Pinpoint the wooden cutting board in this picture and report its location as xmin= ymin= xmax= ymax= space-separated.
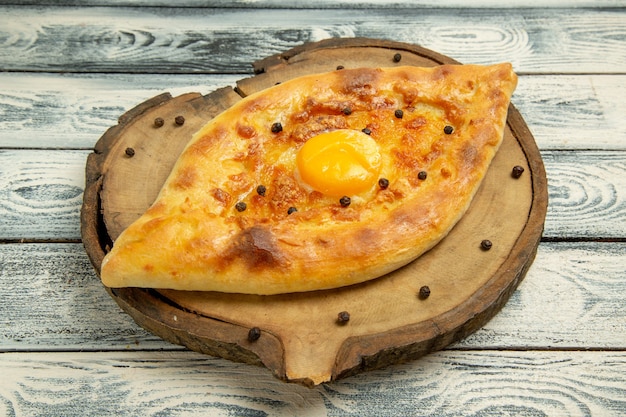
xmin=81 ymin=38 xmax=548 ymax=386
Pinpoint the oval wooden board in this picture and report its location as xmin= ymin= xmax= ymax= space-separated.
xmin=81 ymin=38 xmax=548 ymax=387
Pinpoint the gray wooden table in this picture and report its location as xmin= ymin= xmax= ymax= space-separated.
xmin=1 ymin=1 xmax=625 ymax=415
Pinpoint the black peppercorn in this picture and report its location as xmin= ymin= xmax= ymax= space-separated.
xmin=418 ymin=171 xmax=427 ymax=180
xmin=378 ymin=178 xmax=390 ymax=189
xmin=444 ymin=125 xmax=454 ymax=134
xmin=339 ymin=196 xmax=351 ymax=207
xmin=287 ymin=206 xmax=298 ymax=215
xmin=337 ymin=311 xmax=350 ymax=324
xmin=256 ymin=185 xmax=267 ymax=196
xmin=271 ymin=122 xmax=283 ymax=133
xmin=362 ymin=127 xmax=371 ymax=135
xmin=235 ymin=202 xmax=247 ymax=212
xmin=154 ymin=117 xmax=164 ymax=128
xmin=481 ymin=239 xmax=493 ymax=251
xmin=394 ymin=109 xmax=404 ymax=119
xmin=393 ymin=53 xmax=402 ymax=63
xmin=125 ymin=147 xmax=135 ymax=157
xmin=247 ymin=327 xmax=261 ymax=342
xmin=511 ymin=165 xmax=525 ymax=179
xmin=418 ymin=286 xmax=431 ymax=300
xmin=342 ymin=107 xmax=352 ymax=115
xmin=175 ymin=115 xmax=185 ymax=126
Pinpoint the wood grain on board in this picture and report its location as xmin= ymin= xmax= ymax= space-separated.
xmin=79 ymin=39 xmax=547 ymax=385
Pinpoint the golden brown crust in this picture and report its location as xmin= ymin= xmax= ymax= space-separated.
xmin=101 ymin=64 xmax=518 ymax=294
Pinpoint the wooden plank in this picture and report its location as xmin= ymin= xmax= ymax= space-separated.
xmin=0 ymin=150 xmax=86 ymax=241
xmin=515 ymin=75 xmax=626 ymax=150
xmin=1 ymin=242 xmax=624 ymax=351
xmin=2 ymin=73 xmax=626 ymax=151
xmin=0 ymin=350 xmax=624 ymax=416
xmin=2 ymin=149 xmax=625 ymax=240
xmin=0 ymin=243 xmax=167 ymax=350
xmin=1 ymin=7 xmax=626 ymax=74
xmin=455 ymin=241 xmax=626 ymax=349
xmin=5 ymin=0 xmax=625 ymax=8
xmin=0 ymin=73 xmax=240 ymax=149
xmin=543 ymin=151 xmax=626 ymax=240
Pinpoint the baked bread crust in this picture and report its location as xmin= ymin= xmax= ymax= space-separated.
xmin=101 ymin=64 xmax=518 ymax=294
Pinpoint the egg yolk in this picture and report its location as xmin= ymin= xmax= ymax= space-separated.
xmin=296 ymin=129 xmax=382 ymax=197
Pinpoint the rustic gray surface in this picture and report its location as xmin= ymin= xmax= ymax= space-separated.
xmin=1 ymin=1 xmax=625 ymax=415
